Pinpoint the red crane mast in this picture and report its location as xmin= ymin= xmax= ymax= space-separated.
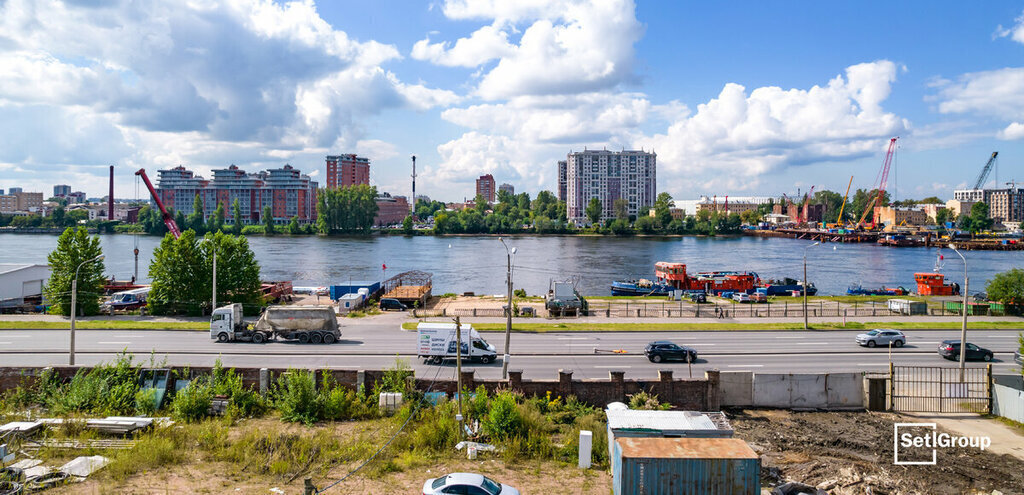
xmin=856 ymin=137 xmax=898 ymax=229
xmin=135 ymin=168 xmax=182 ymax=238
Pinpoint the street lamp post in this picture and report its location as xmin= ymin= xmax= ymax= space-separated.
xmin=70 ymin=254 xmax=104 ymax=366
xmin=948 ymin=244 xmax=969 ymax=381
xmin=201 ymin=237 xmax=218 ymax=311
xmin=499 ymin=237 xmax=517 ymax=380
xmin=803 ymin=241 xmax=820 ymax=330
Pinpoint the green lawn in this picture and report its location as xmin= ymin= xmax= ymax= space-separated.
xmin=401 ymin=321 xmax=1024 ymax=332
xmin=0 ymin=320 xmax=207 ymax=330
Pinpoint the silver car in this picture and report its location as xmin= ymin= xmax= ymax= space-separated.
xmin=423 ymin=473 xmax=520 ymax=495
xmin=856 ymin=329 xmax=906 ymax=348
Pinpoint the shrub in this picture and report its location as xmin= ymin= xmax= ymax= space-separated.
xmin=172 ymin=379 xmax=213 ymax=422
xmin=275 ymin=370 xmax=321 ymax=425
xmin=627 ymin=390 xmax=669 ymax=410
xmin=483 ymin=390 xmax=523 ymax=440
xmin=209 ymin=360 xmax=266 ymax=418
xmin=134 ymin=389 xmax=158 ymax=416
xmin=410 ymin=399 xmax=460 ymax=452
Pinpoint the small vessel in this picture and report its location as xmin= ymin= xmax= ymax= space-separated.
xmin=609 ymin=279 xmax=675 ymax=296
xmin=760 ymin=277 xmax=818 ymax=296
xmin=847 ymin=285 xmax=908 ymax=296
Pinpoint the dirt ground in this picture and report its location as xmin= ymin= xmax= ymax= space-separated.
xmin=729 ymin=409 xmax=1024 ymax=495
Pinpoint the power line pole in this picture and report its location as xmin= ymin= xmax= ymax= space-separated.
xmin=455 ymin=316 xmax=464 ymax=439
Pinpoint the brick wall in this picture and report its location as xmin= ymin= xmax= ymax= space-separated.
xmin=0 ymin=366 xmax=721 ymax=410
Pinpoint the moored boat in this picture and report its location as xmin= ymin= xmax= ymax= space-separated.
xmin=609 ymin=279 xmax=675 ymax=296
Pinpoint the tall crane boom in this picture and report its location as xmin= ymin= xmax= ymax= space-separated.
xmin=972 ymin=152 xmax=998 ymax=189
xmin=836 ymin=176 xmax=853 ymax=225
xmin=135 ymin=168 xmax=182 ymax=239
xmin=856 ymin=137 xmax=898 ymax=228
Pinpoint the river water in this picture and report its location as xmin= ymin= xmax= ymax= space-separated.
xmin=1 ymin=233 xmax=1020 ymax=296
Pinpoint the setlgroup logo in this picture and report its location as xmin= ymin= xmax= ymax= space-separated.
xmin=893 ymin=423 xmax=992 ymax=465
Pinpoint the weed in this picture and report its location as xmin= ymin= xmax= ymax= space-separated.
xmin=172 ymin=379 xmax=213 ymax=422
xmin=274 ymin=370 xmax=320 ymax=425
xmin=628 ymin=390 xmax=669 ymax=410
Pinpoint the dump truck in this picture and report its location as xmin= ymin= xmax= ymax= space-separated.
xmin=210 ymin=303 xmax=340 ymax=344
xmin=417 ymin=322 xmax=497 ymax=364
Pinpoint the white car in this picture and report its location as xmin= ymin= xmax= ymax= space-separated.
xmin=732 ymin=292 xmax=751 ymax=303
xmin=855 ymin=329 xmax=906 ymax=348
xmin=423 ymin=473 xmax=520 ymax=495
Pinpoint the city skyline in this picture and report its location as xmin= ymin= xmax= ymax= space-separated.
xmin=2 ymin=1 xmax=1024 ymax=202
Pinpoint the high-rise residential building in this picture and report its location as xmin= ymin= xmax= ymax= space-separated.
xmin=154 ymin=164 xmax=318 ymax=224
xmin=557 ymin=160 xmax=567 ymax=202
xmin=953 ymin=187 xmax=1024 ymax=222
xmin=8 ymin=187 xmax=22 ymax=194
xmin=0 ymin=195 xmax=16 ymax=213
xmin=54 ymin=185 xmax=71 ymax=197
xmin=15 ymin=192 xmax=43 ymax=211
xmin=67 ymin=191 xmax=87 ymax=204
xmin=0 ymin=189 xmax=4 ymax=196
xmin=325 ymin=154 xmax=370 ymax=188
xmin=476 ymin=174 xmax=496 ymax=202
xmin=499 ymin=183 xmax=514 ymax=197
xmin=565 ymin=149 xmax=656 ymax=225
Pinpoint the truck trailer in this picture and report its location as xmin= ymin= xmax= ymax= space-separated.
xmin=416 ymin=322 xmax=497 ymax=364
xmin=211 ymin=304 xmax=340 ymax=344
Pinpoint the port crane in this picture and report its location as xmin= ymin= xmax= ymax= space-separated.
xmin=135 ymin=168 xmax=182 ymax=238
xmin=834 ymin=176 xmax=853 ymax=227
xmin=972 ymin=152 xmax=998 ymax=189
xmin=856 ymin=137 xmax=898 ymax=229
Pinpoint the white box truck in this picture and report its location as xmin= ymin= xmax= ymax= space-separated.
xmin=211 ymin=303 xmax=341 ymax=344
xmin=417 ymin=322 xmax=497 ymax=364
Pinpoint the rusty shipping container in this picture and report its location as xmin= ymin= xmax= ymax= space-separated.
xmin=612 ymin=437 xmax=759 ymax=495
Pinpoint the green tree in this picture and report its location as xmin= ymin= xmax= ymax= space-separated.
xmin=496 ymin=189 xmax=513 ymax=205
xmin=43 ymin=227 xmax=106 ymax=316
xmin=986 ymin=268 xmax=1024 ymax=306
xmin=919 ymin=196 xmax=943 ymax=204
xmin=812 ymin=189 xmax=845 ymax=224
xmin=653 ymin=192 xmax=673 ymax=228
xmin=263 ymin=205 xmax=275 ymax=235
xmin=315 ymin=184 xmax=379 ymax=235
xmin=174 ymin=210 xmax=187 ymax=233
xmin=187 ymin=194 xmax=206 ymax=234
xmin=934 ymin=208 xmax=952 ymax=228
xmin=287 ymin=216 xmax=301 ymax=235
xmin=610 ymin=218 xmax=632 ymax=235
xmin=634 ymin=216 xmax=657 ymax=234
xmin=516 ymin=192 xmax=531 ymax=211
xmin=740 ymin=209 xmax=761 ymax=225
xmin=474 ymin=194 xmax=489 ymax=214
xmin=965 ymin=202 xmax=993 ymax=234
xmin=402 ymin=215 xmax=414 ymax=234
xmin=231 ymin=199 xmax=243 ymax=235
xmin=51 ymin=206 xmax=66 ymax=227
xmin=210 ymin=201 xmax=226 ymax=232
xmin=613 ymin=198 xmax=629 ymax=222
xmin=585 ymin=197 xmax=602 ymax=226
xmin=148 ymin=230 xmax=261 ymax=315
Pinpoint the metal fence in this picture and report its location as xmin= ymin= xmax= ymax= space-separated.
xmin=890 ymin=364 xmax=992 ymax=413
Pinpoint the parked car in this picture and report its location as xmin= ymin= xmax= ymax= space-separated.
xmin=938 ymin=340 xmax=994 ymax=362
xmin=855 ymin=329 xmax=906 ymax=348
xmin=423 ymin=473 xmax=519 ymax=495
xmin=687 ymin=291 xmax=707 ymax=303
xmin=732 ymin=292 xmax=751 ymax=303
xmin=644 ymin=341 xmax=697 ymax=363
xmin=749 ymin=292 xmax=767 ymax=303
xmin=379 ymin=298 xmax=408 ymax=311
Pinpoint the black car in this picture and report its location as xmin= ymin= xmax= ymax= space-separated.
xmin=687 ymin=292 xmax=707 ymax=303
xmin=644 ymin=341 xmax=697 ymax=363
xmin=937 ymin=340 xmax=994 ymax=362
xmin=379 ymin=298 xmax=408 ymax=311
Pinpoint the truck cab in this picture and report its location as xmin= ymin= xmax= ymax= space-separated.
xmin=211 ymin=303 xmax=246 ymax=342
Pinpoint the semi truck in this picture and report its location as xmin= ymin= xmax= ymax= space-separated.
xmin=210 ymin=304 xmax=340 ymax=344
xmin=417 ymin=322 xmax=497 ymax=364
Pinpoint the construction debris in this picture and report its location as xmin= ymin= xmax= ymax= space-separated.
xmin=60 ymin=456 xmax=109 ymax=477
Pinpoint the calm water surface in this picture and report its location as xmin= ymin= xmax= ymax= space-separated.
xmin=1 ymin=234 xmax=1020 ymax=296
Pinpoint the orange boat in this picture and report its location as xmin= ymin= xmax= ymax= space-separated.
xmin=654 ymin=262 xmax=760 ymax=294
xmin=915 ymin=272 xmax=959 ymax=296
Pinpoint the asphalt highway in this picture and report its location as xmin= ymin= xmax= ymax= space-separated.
xmin=1 ymin=319 xmax=1020 ymax=378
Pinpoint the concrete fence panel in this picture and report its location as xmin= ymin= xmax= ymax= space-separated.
xmin=826 ymin=373 xmax=864 ymax=409
xmin=993 ymin=375 xmax=1024 ymax=424
xmin=752 ymin=373 xmax=791 ymax=408
xmin=789 ymin=374 xmax=828 ymax=408
xmin=719 ymin=371 xmax=753 ymax=407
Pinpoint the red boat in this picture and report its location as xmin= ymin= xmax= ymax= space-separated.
xmin=655 ymin=262 xmax=760 ymax=294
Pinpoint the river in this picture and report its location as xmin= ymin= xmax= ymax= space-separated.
xmin=1 ymin=233 xmax=1020 ymax=296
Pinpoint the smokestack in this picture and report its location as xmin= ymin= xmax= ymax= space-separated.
xmin=411 ymin=155 xmax=417 ymax=215
xmin=109 ymin=165 xmax=114 ymax=221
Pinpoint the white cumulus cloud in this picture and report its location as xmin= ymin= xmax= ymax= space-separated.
xmin=998 ymin=122 xmax=1024 ymax=140
xmin=995 ymin=10 xmax=1024 ymax=44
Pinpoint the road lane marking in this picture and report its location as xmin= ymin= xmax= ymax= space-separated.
xmin=857 ymin=363 xmax=889 ymax=366
xmin=0 ymin=342 xmax=11 ymax=345
xmin=594 ymin=366 xmax=631 ymax=369
xmin=796 ymin=342 xmax=828 ymax=345
xmin=557 ymin=337 xmax=587 ymax=340
xmin=97 ymin=341 xmax=131 ymax=345
xmin=774 ymin=337 xmax=805 ymax=339
xmin=984 ymin=335 xmax=1019 ymax=338
xmin=727 ymin=364 xmax=764 ymax=368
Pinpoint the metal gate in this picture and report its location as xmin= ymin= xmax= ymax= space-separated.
xmin=890 ymin=364 xmax=992 ymax=413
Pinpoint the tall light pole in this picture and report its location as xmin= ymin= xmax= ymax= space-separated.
xmin=70 ymin=254 xmax=104 ymax=366
xmin=948 ymin=244 xmax=969 ymax=381
xmin=200 ymin=237 xmax=218 ymax=311
xmin=499 ymin=237 xmax=517 ymax=379
xmin=803 ymin=241 xmax=820 ymax=330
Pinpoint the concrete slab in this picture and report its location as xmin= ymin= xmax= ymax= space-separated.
xmin=903 ymin=412 xmax=1024 ymax=462
xmin=60 ymin=455 xmax=109 ymax=477
xmin=752 ymin=373 xmax=791 ymax=408
xmin=720 ymin=371 xmax=753 ymax=407
xmin=826 ymin=373 xmax=864 ymax=409
xmin=789 ymin=374 xmax=827 ymax=408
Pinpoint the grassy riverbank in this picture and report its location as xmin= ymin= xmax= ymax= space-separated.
xmin=402 ymin=321 xmax=1024 ymax=332
xmin=0 ymin=320 xmax=207 ymax=330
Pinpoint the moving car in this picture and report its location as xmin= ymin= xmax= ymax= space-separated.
xmin=732 ymin=292 xmax=751 ymax=303
xmin=379 ymin=298 xmax=408 ymax=311
xmin=644 ymin=341 xmax=697 ymax=363
xmin=423 ymin=473 xmax=520 ymax=495
xmin=855 ymin=329 xmax=906 ymax=348
xmin=938 ymin=340 xmax=994 ymax=362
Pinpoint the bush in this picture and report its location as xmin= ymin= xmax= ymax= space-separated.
xmin=240 ymin=225 xmax=265 ymax=235
xmin=274 ymin=370 xmax=320 ymax=425
xmin=45 ymin=353 xmax=140 ymax=415
xmin=483 ymin=390 xmax=523 ymax=440
xmin=628 ymin=390 xmax=669 ymax=410
xmin=209 ymin=360 xmax=266 ymax=418
xmin=410 ymin=399 xmax=460 ymax=452
xmin=172 ymin=379 xmax=213 ymax=422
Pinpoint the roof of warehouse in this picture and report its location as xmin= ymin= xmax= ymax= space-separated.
xmin=616 ymin=437 xmax=758 ymax=459
xmin=0 ymin=264 xmax=49 ymax=275
xmin=606 ymin=409 xmax=730 ymax=432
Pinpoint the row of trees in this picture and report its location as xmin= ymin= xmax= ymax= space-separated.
xmin=315 ymin=184 xmax=379 ymax=235
xmin=41 ymin=227 xmax=262 ymax=316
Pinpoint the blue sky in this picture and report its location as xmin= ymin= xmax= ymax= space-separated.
xmin=2 ymin=0 xmax=1023 ymax=203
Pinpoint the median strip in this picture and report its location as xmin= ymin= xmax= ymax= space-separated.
xmin=402 ymin=320 xmax=1024 ymax=332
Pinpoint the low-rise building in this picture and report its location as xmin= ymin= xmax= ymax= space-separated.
xmin=873 ymin=206 xmax=928 ymax=227
xmin=0 ymin=264 xmax=49 ymax=308
xmin=917 ymin=203 xmax=946 ymax=222
xmin=647 ymin=207 xmax=685 ymax=220
xmin=945 ymin=199 xmax=976 ymax=218
xmin=374 ymin=193 xmax=410 ymax=226
xmin=694 ymin=196 xmax=771 ymax=215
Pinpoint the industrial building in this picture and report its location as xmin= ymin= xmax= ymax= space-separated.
xmin=374 ymin=193 xmax=410 ymax=226
xmin=0 ymin=191 xmax=43 ymax=214
xmin=954 ymin=186 xmax=1024 ymax=223
xmin=154 ymin=164 xmax=318 ymax=224
xmin=476 ymin=174 xmax=495 ymax=203
xmin=325 ymin=154 xmax=370 ymax=189
xmin=0 ymin=264 xmax=49 ymax=309
xmin=565 ymin=149 xmax=656 ymax=226
xmin=873 ymin=206 xmax=929 ymax=227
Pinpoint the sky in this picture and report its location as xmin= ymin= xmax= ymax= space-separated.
xmin=2 ymin=0 xmax=1024 ymax=203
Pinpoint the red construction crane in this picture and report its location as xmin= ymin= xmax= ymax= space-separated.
xmin=857 ymin=137 xmax=898 ymax=229
xmin=135 ymin=168 xmax=182 ymax=238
